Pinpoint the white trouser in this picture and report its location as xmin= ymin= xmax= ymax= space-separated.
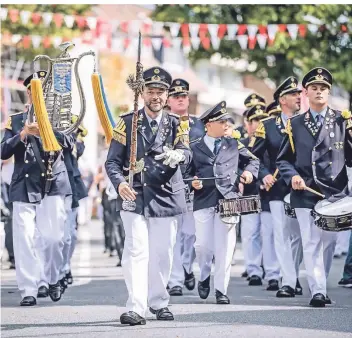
xmin=269 ymin=201 xmax=300 ymax=289
xmin=120 ymin=211 xmax=178 ymax=318
xmin=13 ymin=195 xmax=66 ymax=298
xmin=169 ymin=210 xmax=196 ymax=288
xmin=289 ymin=217 xmax=303 ymax=276
xmin=0 ymin=221 xmax=5 ymax=260
xmin=241 ymin=213 xmax=262 ymax=277
xmin=194 ymin=208 xmax=237 ymax=295
xmin=335 ymin=231 xmax=351 ymax=255
xmin=295 ymin=208 xmax=337 ymax=296
xmin=61 ymin=196 xmax=78 ymax=278
xmin=260 ymin=211 xmax=281 ymax=280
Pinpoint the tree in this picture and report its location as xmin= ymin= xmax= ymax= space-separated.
xmin=152 ymin=5 xmax=352 ymax=109
xmin=1 ymin=4 xmax=92 ymax=61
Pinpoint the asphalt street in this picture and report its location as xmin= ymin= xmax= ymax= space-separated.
xmin=1 ymin=220 xmax=352 ymax=338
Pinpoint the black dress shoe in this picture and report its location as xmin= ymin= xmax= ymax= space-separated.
xmin=149 ymin=307 xmax=174 ymax=320
xmin=338 ymin=278 xmax=352 ymax=287
xmin=37 ymin=285 xmax=49 ymax=298
xmin=168 ymin=286 xmax=183 ymax=296
xmin=215 ymin=290 xmax=230 ymax=304
xmin=241 ymin=271 xmax=248 ymax=278
xmin=120 ymin=311 xmax=146 ymax=326
xmin=248 ymin=275 xmax=262 ymax=286
xmin=49 ymin=283 xmax=62 ymax=302
xmin=60 ymin=278 xmax=67 ymax=294
xmin=309 ymin=293 xmax=326 ymax=307
xmin=325 ymin=295 xmax=332 ymax=305
xmin=198 ymin=276 xmax=210 ymax=299
xmin=266 ymin=279 xmax=279 ymax=291
xmin=66 ymin=271 xmax=73 ymax=285
xmin=184 ymin=268 xmax=196 ymax=291
xmin=20 ymin=296 xmax=36 ymax=306
xmin=295 ymin=279 xmax=303 ymax=295
xmin=276 ymin=285 xmax=295 ymax=298
xmin=9 ymin=259 xmax=16 ymax=270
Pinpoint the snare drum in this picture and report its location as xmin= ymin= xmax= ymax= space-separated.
xmin=218 ymin=195 xmax=261 ymax=224
xmin=283 ymin=194 xmax=296 ymax=218
xmin=313 ymin=196 xmax=352 ymax=232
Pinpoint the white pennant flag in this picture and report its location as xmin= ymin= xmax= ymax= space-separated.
xmin=42 ymin=12 xmax=53 ymax=27
xmin=208 ymin=24 xmax=219 ymax=39
xmin=308 ymin=24 xmax=318 ymax=34
xmin=151 ymin=37 xmax=163 ymax=51
xmin=32 ymin=35 xmax=42 ymax=48
xmin=210 ymin=36 xmax=221 ymax=50
xmin=189 ymin=23 xmax=200 ymax=38
xmin=267 ymin=24 xmax=278 ymax=40
xmin=64 ymin=15 xmax=75 ymax=28
xmin=87 ymin=17 xmax=97 ymax=30
xmin=111 ymin=38 xmax=123 ymax=53
xmin=287 ymin=24 xmax=299 ymax=40
xmin=190 ymin=37 xmax=200 ymax=50
xmin=11 ymin=34 xmax=22 ymax=44
xmin=0 ymin=7 xmax=8 ymax=21
xmin=237 ymin=35 xmax=248 ymax=50
xmin=168 ymin=22 xmax=180 ymax=37
xmin=52 ymin=36 xmax=63 ymax=48
xmin=129 ymin=20 xmax=141 ymax=36
xmin=256 ymin=34 xmax=267 ymax=49
xmin=172 ymin=37 xmax=183 ymax=50
xmin=152 ymin=21 xmax=164 ymax=35
xmin=20 ymin=10 xmax=31 ymax=25
xmin=247 ymin=24 xmax=258 ymax=38
xmin=183 ymin=45 xmax=191 ymax=55
xmin=227 ymin=24 xmax=238 ymax=40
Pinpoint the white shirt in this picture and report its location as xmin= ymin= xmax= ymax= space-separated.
xmin=145 ymin=110 xmax=163 ymax=127
xmin=204 ymin=134 xmax=220 ymax=153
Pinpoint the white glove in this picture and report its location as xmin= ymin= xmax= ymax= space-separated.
xmin=154 ymin=146 xmax=185 ymax=168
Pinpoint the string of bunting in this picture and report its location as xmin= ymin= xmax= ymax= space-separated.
xmin=1 ymin=7 xmax=350 ymax=52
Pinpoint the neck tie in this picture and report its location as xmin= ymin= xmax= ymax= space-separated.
xmin=315 ymin=114 xmax=322 ymax=126
xmin=150 ymin=120 xmax=158 ymax=135
xmin=214 ymin=138 xmax=222 ymax=155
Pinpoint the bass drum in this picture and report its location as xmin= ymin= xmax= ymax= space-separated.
xmin=283 ymin=194 xmax=296 ymax=218
xmin=313 ymin=196 xmax=352 ymax=232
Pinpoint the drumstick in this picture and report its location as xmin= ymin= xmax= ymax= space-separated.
xmin=260 ymin=168 xmax=279 ymax=191
xmin=304 ymin=186 xmax=325 ymax=198
xmin=183 ymin=176 xmax=229 ymax=181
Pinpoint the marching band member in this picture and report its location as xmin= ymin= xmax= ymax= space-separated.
xmin=1 ymin=71 xmax=73 ymax=306
xmin=185 ymin=101 xmax=259 ymax=304
xmin=105 ymin=67 xmax=191 ymax=325
xmin=242 ymin=105 xmax=281 ymax=290
xmin=277 ymin=67 xmax=352 ymax=307
xmin=167 ymin=79 xmax=205 ymax=296
xmin=250 ymin=77 xmax=303 ymax=297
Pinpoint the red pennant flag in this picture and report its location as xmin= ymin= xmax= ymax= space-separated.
xmin=180 ymin=24 xmax=189 ymax=38
xmin=123 ymin=38 xmax=130 ymax=49
xmin=9 ymin=9 xmax=19 ymax=23
xmin=163 ymin=37 xmax=171 ymax=48
xmin=143 ymin=22 xmax=152 ymax=35
xmin=22 ymin=36 xmax=31 ymax=49
xmin=120 ymin=21 xmax=129 ymax=33
xmin=76 ymin=16 xmax=86 ymax=29
xmin=341 ymin=24 xmax=348 ymax=32
xmin=258 ymin=25 xmax=267 ymax=35
xmin=218 ymin=24 xmax=227 ymax=39
xmin=278 ymin=24 xmax=287 ymax=33
xmin=43 ymin=36 xmax=51 ymax=48
xmin=248 ymin=36 xmax=257 ymax=50
xmin=183 ymin=37 xmax=191 ymax=47
xmin=199 ymin=23 xmax=208 ymax=39
xmin=143 ymin=37 xmax=152 ymax=47
xmin=53 ymin=13 xmax=63 ymax=28
xmin=200 ymin=37 xmax=210 ymax=50
xmin=268 ymin=37 xmax=275 ymax=46
xmin=32 ymin=12 xmax=42 ymax=25
xmin=299 ymin=24 xmax=307 ymax=37
xmin=237 ymin=24 xmax=247 ymax=35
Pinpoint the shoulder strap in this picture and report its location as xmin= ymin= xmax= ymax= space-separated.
xmin=28 ymin=136 xmax=46 ymax=173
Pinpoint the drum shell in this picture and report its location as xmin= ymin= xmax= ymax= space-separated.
xmin=312 ymin=210 xmax=352 ymax=232
xmin=283 ymin=194 xmax=296 ymax=218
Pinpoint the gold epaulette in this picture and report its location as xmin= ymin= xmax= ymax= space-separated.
xmin=238 ymin=141 xmax=245 ymax=150
xmin=5 ymin=116 xmax=12 ymax=130
xmin=286 ymin=118 xmax=295 ymax=153
xmin=112 ymin=117 xmax=127 ymax=145
xmin=119 ymin=111 xmax=134 ymax=117
xmin=254 ymin=121 xmax=265 ymax=139
xmin=231 ymin=130 xmax=241 ymax=140
xmin=174 ymin=118 xmax=190 ymax=147
xmin=168 ymin=112 xmax=180 ymax=119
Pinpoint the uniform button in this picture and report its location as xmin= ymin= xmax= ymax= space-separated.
xmin=161 ymin=171 xmax=165 ymax=174
xmin=223 ymin=146 xmax=226 ymax=149
xmin=314 ymin=176 xmax=317 ymax=179
xmin=25 ymin=160 xmax=29 ymax=163
xmin=214 ymin=164 xmax=216 ymax=167
xmin=41 ymin=173 xmax=45 ymax=177
xmin=329 ymin=162 xmax=332 ymax=165
xmin=25 ymin=174 xmax=29 ymax=177
xmin=145 ymin=153 xmax=148 ymax=156
xmin=215 ymin=174 xmax=219 ymax=177
xmin=331 ymin=175 xmax=334 ymax=179
xmin=161 ymin=184 xmax=164 ymax=188
xmin=144 ymin=168 xmax=147 ymax=171
xmin=143 ymin=183 xmax=147 ymax=186
xmin=329 ymin=147 xmax=332 ymax=150
xmin=42 ymin=160 xmax=45 ymax=163
xmin=313 ymin=147 xmax=316 ymax=151
xmin=312 ymin=162 xmax=315 ymax=165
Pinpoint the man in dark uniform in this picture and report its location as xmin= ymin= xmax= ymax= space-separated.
xmin=266 ymin=101 xmax=282 ymax=117
xmin=185 ymin=101 xmax=259 ymax=304
xmin=105 ymin=67 xmax=192 ymax=325
xmin=241 ymin=105 xmax=281 ymax=290
xmin=277 ymin=67 xmax=352 ymax=307
xmin=1 ymin=71 xmax=73 ymax=306
xmin=251 ymin=77 xmax=303 ymax=298
xmin=167 ymin=78 xmax=205 ymax=296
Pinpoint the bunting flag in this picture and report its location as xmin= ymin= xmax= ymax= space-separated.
xmin=189 ymin=23 xmax=200 ymax=39
xmin=168 ymin=22 xmax=180 ymax=37
xmin=256 ymin=34 xmax=267 ymax=49
xmin=0 ymin=7 xmax=8 ymax=21
xmin=64 ymin=15 xmax=75 ymax=28
xmin=237 ymin=35 xmax=248 ymax=50
xmin=287 ymin=24 xmax=299 ymax=40
xmin=20 ymin=10 xmax=31 ymax=25
xmin=227 ymin=24 xmax=238 ymax=40
xmin=42 ymin=12 xmax=53 ymax=27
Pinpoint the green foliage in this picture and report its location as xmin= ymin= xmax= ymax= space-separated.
xmin=153 ymin=4 xmax=352 ymax=106
xmin=2 ymin=4 xmax=92 ymax=61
